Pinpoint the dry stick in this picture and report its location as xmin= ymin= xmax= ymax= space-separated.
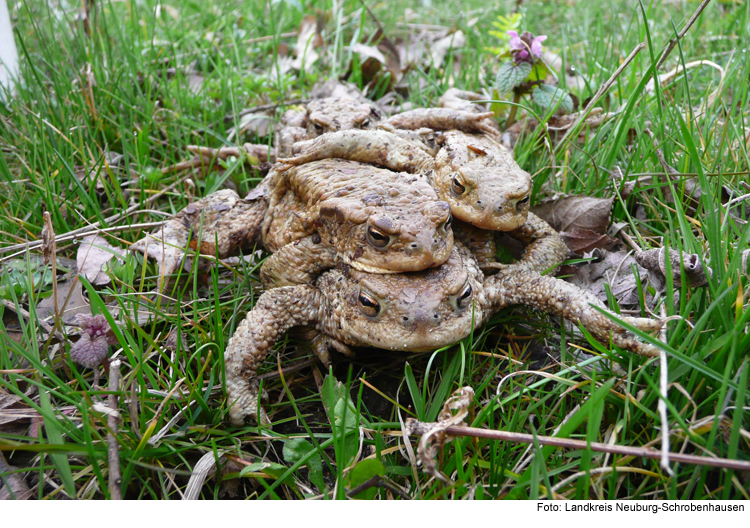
xmin=555 ymin=42 xmax=645 ymax=152
xmin=0 ymin=173 xmax=190 ymax=257
xmin=107 ymin=359 xmax=123 ymax=500
xmin=408 ymin=423 xmax=750 ymax=472
xmin=654 ymin=0 xmax=714 ymax=71
xmin=658 ymin=304 xmax=673 ymax=475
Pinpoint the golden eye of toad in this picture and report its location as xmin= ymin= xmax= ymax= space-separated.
xmin=358 ymin=291 xmax=381 ymax=317
xmin=367 ymin=226 xmax=390 ymax=248
xmin=451 ymin=174 xmax=466 ymax=196
xmin=457 ymin=284 xmax=472 ymax=309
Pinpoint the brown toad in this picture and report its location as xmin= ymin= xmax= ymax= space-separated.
xmin=226 ymin=242 xmax=663 ymax=425
xmin=275 ymin=97 xmax=381 ymax=157
xmin=134 ymin=158 xmax=454 ymax=280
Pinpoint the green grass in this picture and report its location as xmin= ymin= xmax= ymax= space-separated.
xmin=1 ymin=0 xmax=749 ymax=499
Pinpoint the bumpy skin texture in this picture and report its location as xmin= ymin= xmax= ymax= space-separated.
xmin=383 ymin=108 xmax=502 ymax=140
xmin=275 ymin=98 xmax=380 ymax=157
xmin=483 ymin=265 xmax=663 ymax=356
xmin=432 ymin=130 xmax=531 ymax=232
xmin=226 ymin=244 xmax=482 ymax=425
xmin=279 ymin=129 xmax=435 ymax=173
xmin=262 ymin=159 xmax=454 ymax=273
xmin=131 ymin=188 xmax=268 ymax=260
xmin=226 ymin=243 xmax=662 ymax=424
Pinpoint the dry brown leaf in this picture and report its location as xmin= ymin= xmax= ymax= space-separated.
xmin=565 ymin=249 xmax=665 ymax=309
xmin=533 ymin=195 xmax=613 ymax=232
xmin=77 ymin=235 xmax=126 ymax=286
xmin=559 ymin=227 xmax=618 ymax=255
xmin=533 ymin=195 xmax=614 ymax=254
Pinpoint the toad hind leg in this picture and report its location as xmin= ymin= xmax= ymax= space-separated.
xmin=484 ymin=267 xmax=663 ymax=357
xmin=225 ymin=286 xmax=323 ymax=425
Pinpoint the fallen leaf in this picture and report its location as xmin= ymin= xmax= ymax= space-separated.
xmin=77 ymin=235 xmax=126 ymax=286
xmin=291 ymin=15 xmax=323 ymax=72
xmin=429 ymin=30 xmax=465 ymax=68
xmin=565 ymin=249 xmax=664 ymax=309
xmin=533 ymin=195 xmax=614 ymax=254
xmin=559 ymin=227 xmax=618 ymax=254
xmin=36 ymin=276 xmax=91 ymax=325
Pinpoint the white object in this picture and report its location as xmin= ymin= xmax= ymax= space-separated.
xmin=0 ymin=0 xmax=19 ymax=95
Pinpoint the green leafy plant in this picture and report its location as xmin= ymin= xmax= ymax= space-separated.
xmin=493 ymin=29 xmax=573 ymax=126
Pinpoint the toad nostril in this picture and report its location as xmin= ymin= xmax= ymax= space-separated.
xmin=410 ymin=243 xmax=419 ymax=249
xmin=402 ymin=316 xmax=409 ymax=322
xmin=476 ymin=200 xmax=482 ymax=205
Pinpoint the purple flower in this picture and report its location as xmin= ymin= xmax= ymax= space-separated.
xmin=508 ymin=30 xmax=523 ymax=51
xmin=530 ymin=35 xmax=547 ymax=58
xmin=69 ymin=314 xmax=118 ymax=369
xmin=507 ymin=30 xmax=547 ymax=64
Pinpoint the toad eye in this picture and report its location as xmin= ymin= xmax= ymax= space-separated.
xmin=456 ymin=283 xmax=473 ymax=310
xmin=358 ymin=290 xmax=381 ymax=317
xmin=367 ymin=226 xmax=390 ymax=248
xmin=442 ymin=216 xmax=452 ymax=232
xmin=312 ymin=122 xmax=324 ymax=134
xmin=360 ymin=118 xmax=371 ymax=128
xmin=451 ymin=174 xmax=466 ymax=196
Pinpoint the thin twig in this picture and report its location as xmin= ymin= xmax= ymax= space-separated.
xmin=555 ymin=42 xmax=645 ymax=152
xmin=107 ymin=359 xmax=122 ymax=500
xmin=408 ymin=423 xmax=750 ymax=472
xmin=658 ymin=304 xmax=673 ymax=475
xmin=557 ymin=0 xmax=714 ymax=152
xmin=654 ymin=0 xmax=714 ymax=71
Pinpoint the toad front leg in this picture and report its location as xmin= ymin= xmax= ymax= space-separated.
xmin=260 ymin=236 xmax=339 ymax=288
xmin=484 ymin=267 xmax=664 ymax=357
xmin=131 ymin=188 xmax=267 ymax=260
xmin=456 ymin=214 xmax=568 ymax=275
xmin=225 ymin=286 xmax=324 ymax=425
xmin=504 ymin=213 xmax=569 ymax=274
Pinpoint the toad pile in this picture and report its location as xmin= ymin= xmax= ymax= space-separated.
xmin=134 ymin=89 xmax=663 ymax=425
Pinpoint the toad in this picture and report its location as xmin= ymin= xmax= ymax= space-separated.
xmin=134 ymin=159 xmax=455 ymax=279
xmin=275 ymin=97 xmax=381 ymax=158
